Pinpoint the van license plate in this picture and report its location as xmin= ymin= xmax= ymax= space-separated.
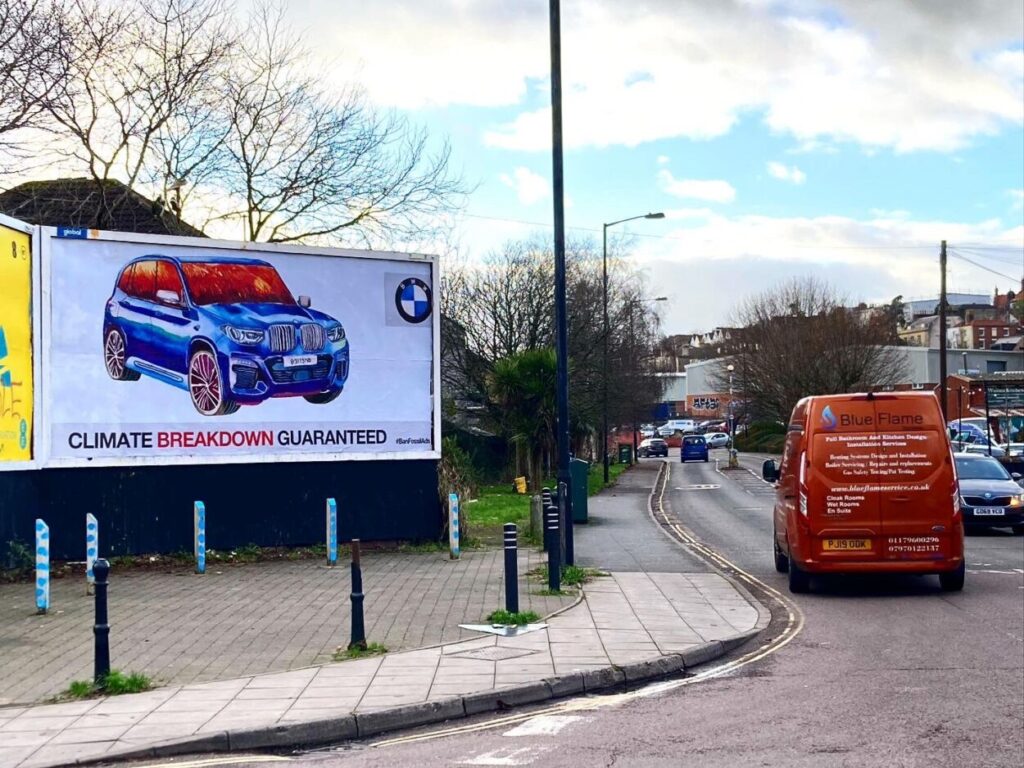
xmin=823 ymin=538 xmax=871 ymax=551
xmin=283 ymin=354 xmax=317 ymax=368
xmin=973 ymin=507 xmax=1005 ymax=516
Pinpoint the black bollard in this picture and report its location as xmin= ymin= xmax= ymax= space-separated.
xmin=541 ymin=488 xmax=553 ymax=551
xmin=503 ymin=523 xmax=519 ymax=614
xmin=93 ymin=558 xmax=111 ymax=687
xmin=349 ymin=540 xmax=367 ymax=651
xmin=545 ymin=505 xmax=561 ymax=592
xmin=559 ymin=481 xmax=574 ymax=567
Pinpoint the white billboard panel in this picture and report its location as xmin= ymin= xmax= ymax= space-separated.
xmin=40 ymin=229 xmax=438 ymax=467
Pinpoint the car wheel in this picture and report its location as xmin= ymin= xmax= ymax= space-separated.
xmin=188 ymin=349 xmax=238 ymax=416
xmin=788 ymin=558 xmax=811 ymax=594
xmin=103 ymin=328 xmax=140 ymax=381
xmin=939 ymin=561 xmax=965 ymax=592
xmin=773 ymin=523 xmax=789 ymax=573
xmin=304 ymin=387 xmax=343 ymax=405
xmin=704 ymin=456 xmax=709 ymax=462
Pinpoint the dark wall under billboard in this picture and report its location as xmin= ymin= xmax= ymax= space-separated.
xmin=0 ymin=460 xmax=441 ymax=562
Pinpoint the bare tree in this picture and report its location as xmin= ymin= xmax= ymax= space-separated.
xmin=0 ymin=0 xmax=71 ymax=158
xmin=714 ymin=277 xmax=908 ymax=420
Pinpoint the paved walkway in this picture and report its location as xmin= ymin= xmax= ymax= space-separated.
xmin=0 ymin=550 xmax=570 ymax=705
xmin=0 ymin=571 xmax=762 ymax=768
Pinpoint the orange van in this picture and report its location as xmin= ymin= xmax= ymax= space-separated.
xmin=762 ymin=392 xmax=964 ymax=593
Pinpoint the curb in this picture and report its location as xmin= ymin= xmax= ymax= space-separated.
xmin=60 ymin=634 xmax=757 ymax=768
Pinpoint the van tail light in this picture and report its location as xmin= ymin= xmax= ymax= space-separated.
xmin=949 ymin=449 xmax=961 ymax=519
xmin=798 ymin=450 xmax=808 ymax=516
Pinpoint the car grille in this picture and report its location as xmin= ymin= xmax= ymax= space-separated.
xmin=269 ymin=324 xmax=295 ymax=353
xmin=267 ymin=355 xmax=332 ymax=384
xmin=963 ymin=495 xmax=1013 ymax=507
xmin=231 ymin=363 xmax=259 ymax=389
xmin=301 ymin=323 xmax=326 ymax=352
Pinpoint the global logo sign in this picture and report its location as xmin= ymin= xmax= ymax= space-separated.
xmin=395 ymin=277 xmax=432 ymax=324
xmin=822 ymin=405 xmax=838 ymax=431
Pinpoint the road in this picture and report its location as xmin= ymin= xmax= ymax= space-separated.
xmin=163 ymin=450 xmax=1024 ymax=768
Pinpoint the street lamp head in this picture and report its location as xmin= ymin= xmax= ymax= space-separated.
xmin=652 ymin=296 xmax=668 ymax=302
xmin=727 ymin=363 xmax=735 ymax=372
xmin=645 ymin=212 xmax=665 ymax=219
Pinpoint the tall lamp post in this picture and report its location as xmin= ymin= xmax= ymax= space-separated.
xmin=628 ymin=296 xmax=668 ymax=464
xmin=726 ymin=363 xmax=738 ymax=468
xmin=602 ymin=212 xmax=665 ymax=482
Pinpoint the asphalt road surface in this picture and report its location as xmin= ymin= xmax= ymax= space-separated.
xmin=154 ymin=450 xmax=1024 ymax=768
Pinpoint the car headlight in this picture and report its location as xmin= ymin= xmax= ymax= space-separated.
xmin=223 ymin=325 xmax=265 ymax=345
xmin=1009 ymin=495 xmax=1023 ymax=508
xmin=327 ymin=324 xmax=346 ymax=343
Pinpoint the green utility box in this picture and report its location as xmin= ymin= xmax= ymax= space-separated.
xmin=618 ymin=444 xmax=632 ymax=464
xmin=570 ymin=458 xmax=589 ymax=523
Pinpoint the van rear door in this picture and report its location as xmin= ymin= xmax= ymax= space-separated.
xmin=870 ymin=395 xmax=957 ymax=562
xmin=806 ymin=398 xmax=882 ymax=557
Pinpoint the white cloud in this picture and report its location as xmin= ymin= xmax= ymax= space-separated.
xmin=498 ymin=167 xmax=550 ymax=206
xmin=658 ymin=170 xmax=736 ymax=203
xmin=1010 ymin=189 xmax=1024 ymax=211
xmin=767 ymin=162 xmax=807 ymax=185
xmin=656 ymin=155 xmax=671 ymax=165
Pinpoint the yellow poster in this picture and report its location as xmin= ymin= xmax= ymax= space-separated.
xmin=0 ymin=222 xmax=32 ymax=462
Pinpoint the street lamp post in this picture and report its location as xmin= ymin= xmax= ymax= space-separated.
xmin=726 ymin=363 xmax=738 ymax=468
xmin=602 ymin=212 xmax=664 ymax=482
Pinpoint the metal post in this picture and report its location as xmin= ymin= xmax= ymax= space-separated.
xmin=35 ymin=519 xmax=49 ymax=614
xmin=602 ymin=222 xmax=610 ymax=484
xmin=939 ymin=240 xmax=948 ymax=419
xmin=541 ymin=488 xmax=553 ymax=551
xmin=559 ymin=481 xmax=573 ymax=566
xmin=549 ymin=0 xmax=573 ymax=537
xmin=194 ymin=501 xmax=206 ymax=574
xmin=326 ymin=498 xmax=338 ymax=566
xmin=984 ymin=380 xmax=992 ymax=456
xmin=545 ymin=505 xmax=561 ymax=592
xmin=503 ymin=523 xmax=519 ymax=613
xmin=448 ymin=493 xmax=461 ymax=559
xmin=86 ymin=514 xmax=98 ymax=595
xmin=349 ymin=539 xmax=366 ymax=650
xmin=93 ymin=558 xmax=110 ymax=686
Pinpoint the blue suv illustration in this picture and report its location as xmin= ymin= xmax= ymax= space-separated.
xmin=103 ymin=254 xmax=350 ymax=416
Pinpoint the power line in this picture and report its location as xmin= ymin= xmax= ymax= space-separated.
xmin=948 ymin=245 xmax=1024 ymax=266
xmin=948 ymin=249 xmax=1022 ymax=282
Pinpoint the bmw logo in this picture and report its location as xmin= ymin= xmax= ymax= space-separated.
xmin=984 ymin=492 xmax=992 ymax=499
xmin=395 ymin=278 xmax=432 ymax=324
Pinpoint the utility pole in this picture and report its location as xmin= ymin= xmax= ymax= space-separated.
xmin=548 ymin=0 xmax=572 ymax=530
xmin=602 ymin=223 xmax=609 ymax=483
xmin=939 ymin=240 xmax=948 ymax=420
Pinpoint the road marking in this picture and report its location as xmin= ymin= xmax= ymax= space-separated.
xmin=502 ymin=715 xmax=584 ymax=737
xmin=460 ymin=746 xmax=551 ymax=765
xmin=133 ymin=757 xmax=290 ymax=768
xmin=968 ymin=569 xmax=1024 ymax=575
xmin=674 ymin=484 xmax=721 ymax=491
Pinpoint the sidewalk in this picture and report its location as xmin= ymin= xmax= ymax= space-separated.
xmin=0 ymin=462 xmax=769 ymax=768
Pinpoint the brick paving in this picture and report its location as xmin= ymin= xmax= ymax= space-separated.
xmin=0 ymin=549 xmax=570 ymax=705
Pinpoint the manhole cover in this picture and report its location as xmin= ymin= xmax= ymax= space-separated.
xmin=450 ymin=645 xmax=539 ymax=662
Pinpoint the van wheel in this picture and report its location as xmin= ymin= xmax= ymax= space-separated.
xmin=788 ymin=559 xmax=810 ymax=593
xmin=939 ymin=562 xmax=965 ymax=592
xmin=773 ymin=525 xmax=789 ymax=573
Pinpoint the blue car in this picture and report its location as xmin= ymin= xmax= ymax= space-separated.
xmin=103 ymin=254 xmax=350 ymax=416
xmin=681 ymin=434 xmax=709 ymax=463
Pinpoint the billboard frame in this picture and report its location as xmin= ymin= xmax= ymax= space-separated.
xmin=37 ymin=227 xmax=441 ymax=469
xmin=0 ymin=212 xmax=38 ymax=471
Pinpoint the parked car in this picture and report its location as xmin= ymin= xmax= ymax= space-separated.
xmin=704 ymin=432 xmax=731 ymax=449
xmin=954 ymin=453 xmax=1024 ymax=534
xmin=638 ymin=438 xmax=668 ymax=458
xmin=957 ymin=440 xmax=1007 ymax=458
xmin=663 ymin=419 xmax=697 ymax=434
xmin=680 ymin=434 xmax=709 ymax=463
xmin=104 ymin=254 xmax=350 ymax=415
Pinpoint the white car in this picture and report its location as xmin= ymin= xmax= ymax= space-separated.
xmin=704 ymin=432 xmax=731 ymax=448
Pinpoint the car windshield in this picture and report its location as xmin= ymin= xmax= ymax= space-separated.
xmin=955 ymin=457 xmax=1011 ymax=481
xmin=181 ymin=262 xmax=295 ymax=306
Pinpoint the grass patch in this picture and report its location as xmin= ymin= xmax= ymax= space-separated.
xmin=464 ymin=485 xmax=533 ymax=547
xmin=64 ymin=670 xmax=152 ymax=699
xmin=529 ymin=564 xmax=606 ymax=588
xmin=486 ymin=609 xmax=540 ymax=625
xmin=333 ymin=642 xmax=388 ymax=661
xmin=587 ymin=461 xmax=629 ymax=495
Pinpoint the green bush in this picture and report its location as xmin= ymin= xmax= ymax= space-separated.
xmin=736 ymin=420 xmax=786 ymax=453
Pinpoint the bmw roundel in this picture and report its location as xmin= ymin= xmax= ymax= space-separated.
xmin=395 ymin=277 xmax=432 ymax=324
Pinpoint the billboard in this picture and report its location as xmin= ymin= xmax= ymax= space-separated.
xmin=39 ymin=229 xmax=439 ymax=467
xmin=0 ymin=215 xmax=34 ymax=465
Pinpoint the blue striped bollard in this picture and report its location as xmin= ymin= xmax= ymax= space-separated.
xmin=448 ymin=493 xmax=460 ymax=560
xmin=35 ymin=519 xmax=49 ymax=614
xmin=194 ymin=501 xmax=206 ymax=574
xmin=326 ymin=498 xmax=338 ymax=566
xmin=86 ymin=514 xmax=98 ymax=594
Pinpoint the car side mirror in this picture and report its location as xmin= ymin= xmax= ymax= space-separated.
xmin=762 ymin=459 xmax=779 ymax=483
xmin=155 ymin=289 xmax=182 ymax=306
xmin=1012 ymin=473 xmax=1022 ymax=481
xmin=298 ymin=295 xmax=311 ymax=308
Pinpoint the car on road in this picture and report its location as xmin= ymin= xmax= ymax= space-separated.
xmin=680 ymin=434 xmax=709 ymax=462
xmin=954 ymin=453 xmax=1024 ymax=534
xmin=104 ymin=254 xmax=350 ymax=416
xmin=638 ymin=438 xmax=668 ymax=458
xmin=704 ymin=431 xmax=731 ymax=448
xmin=955 ymin=439 xmax=1007 ymax=458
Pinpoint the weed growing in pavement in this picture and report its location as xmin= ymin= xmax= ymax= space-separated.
xmin=485 ymin=609 xmax=540 ymax=625
xmin=64 ymin=670 xmax=152 ymax=699
xmin=528 ymin=565 xmax=607 ymax=588
xmin=532 ymin=588 xmax=568 ymax=597
xmin=333 ymin=642 xmax=388 ymax=661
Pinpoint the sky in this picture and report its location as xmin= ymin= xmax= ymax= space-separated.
xmin=273 ymin=0 xmax=1023 ymax=334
